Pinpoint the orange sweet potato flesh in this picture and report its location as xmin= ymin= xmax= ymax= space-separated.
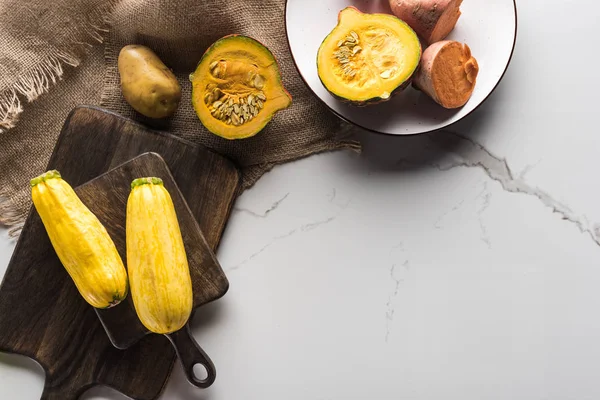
xmin=413 ymin=40 xmax=479 ymax=109
xmin=388 ymin=0 xmax=463 ymax=44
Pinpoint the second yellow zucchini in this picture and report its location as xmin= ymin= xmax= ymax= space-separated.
xmin=126 ymin=177 xmax=193 ymax=334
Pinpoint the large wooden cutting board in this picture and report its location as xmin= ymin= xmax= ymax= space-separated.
xmin=0 ymin=106 xmax=241 ymax=400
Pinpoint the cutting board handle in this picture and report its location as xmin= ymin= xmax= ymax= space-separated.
xmin=166 ymin=323 xmax=216 ymax=388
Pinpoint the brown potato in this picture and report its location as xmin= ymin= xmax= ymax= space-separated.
xmin=118 ymin=45 xmax=181 ymax=118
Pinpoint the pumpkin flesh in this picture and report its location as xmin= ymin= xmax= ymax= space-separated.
xmin=317 ymin=7 xmax=421 ymax=104
xmin=190 ymin=35 xmax=291 ymax=140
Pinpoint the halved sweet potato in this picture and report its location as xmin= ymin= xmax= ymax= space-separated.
xmin=389 ymin=0 xmax=463 ymax=44
xmin=413 ymin=40 xmax=479 ymax=109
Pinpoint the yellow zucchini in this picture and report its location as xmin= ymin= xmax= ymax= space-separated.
xmin=126 ymin=177 xmax=193 ymax=334
xmin=30 ymin=170 xmax=129 ymax=309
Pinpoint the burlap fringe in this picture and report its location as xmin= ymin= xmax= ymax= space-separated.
xmin=0 ymin=195 xmax=25 ymax=238
xmin=0 ymin=53 xmax=74 ymax=133
xmin=0 ymin=90 xmax=23 ymax=133
xmin=0 ymin=0 xmax=117 ymax=135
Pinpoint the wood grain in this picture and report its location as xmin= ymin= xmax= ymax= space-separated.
xmin=0 ymin=106 xmax=241 ymax=400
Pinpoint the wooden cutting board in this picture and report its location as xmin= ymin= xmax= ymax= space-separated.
xmin=0 ymin=106 xmax=241 ymax=400
xmin=87 ymin=152 xmax=229 ymax=388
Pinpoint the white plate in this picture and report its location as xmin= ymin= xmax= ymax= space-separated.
xmin=285 ymin=0 xmax=517 ymax=135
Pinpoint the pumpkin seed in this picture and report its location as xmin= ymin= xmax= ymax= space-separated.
xmin=254 ymin=75 xmax=265 ymax=89
xmin=253 ymin=107 xmax=258 ymax=117
xmin=352 ymin=46 xmax=362 ymax=55
xmin=337 ymin=39 xmax=345 ymax=47
xmin=213 ymin=100 xmax=223 ymax=109
xmin=257 ymin=99 xmax=264 ymax=109
xmin=209 ymin=61 xmax=219 ymax=70
xmin=256 ymin=92 xmax=266 ymax=101
xmin=233 ymin=104 xmax=240 ymax=114
xmin=351 ymin=31 xmax=359 ymax=41
xmin=380 ymin=70 xmax=392 ymax=79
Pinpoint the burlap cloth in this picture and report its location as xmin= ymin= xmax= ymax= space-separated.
xmin=0 ymin=0 xmax=360 ymax=236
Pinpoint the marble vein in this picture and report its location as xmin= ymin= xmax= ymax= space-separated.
xmin=519 ymin=159 xmax=542 ymax=180
xmin=328 ymin=188 xmax=353 ymax=210
xmin=227 ymin=215 xmax=338 ymax=272
xmin=385 ymin=243 xmax=408 ymax=343
xmin=476 ymin=183 xmax=492 ymax=249
xmin=433 ymin=199 xmax=464 ymax=229
xmin=302 ymin=216 xmax=336 ymax=232
xmin=328 ymin=188 xmax=337 ymax=202
xmin=429 ymin=132 xmax=600 ymax=247
xmin=233 ymin=193 xmax=290 ymax=218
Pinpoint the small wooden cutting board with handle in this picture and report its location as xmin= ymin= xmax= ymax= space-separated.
xmin=0 ymin=106 xmax=241 ymax=400
xmin=89 ymin=152 xmax=228 ymax=389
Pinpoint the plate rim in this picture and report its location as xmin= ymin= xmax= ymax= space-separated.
xmin=284 ymin=0 xmax=519 ymax=136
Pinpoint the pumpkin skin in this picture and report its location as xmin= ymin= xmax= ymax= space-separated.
xmin=190 ymin=35 xmax=292 ymax=140
xmin=126 ymin=177 xmax=193 ymax=335
xmin=316 ymin=7 xmax=421 ymax=106
xmin=30 ymin=170 xmax=129 ymax=309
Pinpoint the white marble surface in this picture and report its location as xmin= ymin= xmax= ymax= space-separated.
xmin=4 ymin=0 xmax=600 ymax=398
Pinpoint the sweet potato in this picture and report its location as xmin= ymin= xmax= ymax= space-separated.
xmin=413 ymin=40 xmax=479 ymax=109
xmin=388 ymin=0 xmax=462 ymax=44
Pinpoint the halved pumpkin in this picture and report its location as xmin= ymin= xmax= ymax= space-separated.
xmin=317 ymin=7 xmax=422 ymax=105
xmin=190 ymin=35 xmax=292 ymax=140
